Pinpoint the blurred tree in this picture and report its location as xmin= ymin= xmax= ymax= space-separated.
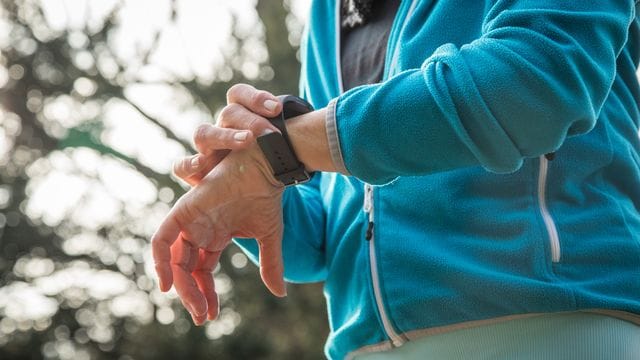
xmin=0 ymin=0 xmax=328 ymax=359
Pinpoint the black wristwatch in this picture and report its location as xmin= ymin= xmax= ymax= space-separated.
xmin=257 ymin=95 xmax=314 ymax=186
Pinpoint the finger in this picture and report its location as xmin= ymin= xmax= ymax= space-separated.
xmin=191 ymin=311 xmax=207 ymax=327
xmin=170 ymin=235 xmax=199 ymax=270
xmin=151 ymin=212 xmax=182 ymax=292
xmin=193 ymin=249 xmax=222 ymax=321
xmin=226 ymin=83 xmax=282 ymax=118
xmin=217 ymin=103 xmax=278 ymax=137
xmin=173 ymin=154 xmax=205 ymax=181
xmin=174 ymin=265 xmax=207 ymax=318
xmin=193 ymin=122 xmax=254 ymax=156
xmin=171 ymin=237 xmax=208 ymax=317
xmin=257 ymin=229 xmax=286 ymax=297
xmin=173 ymin=153 xmax=223 ymax=187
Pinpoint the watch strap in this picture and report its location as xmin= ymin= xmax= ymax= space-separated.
xmin=257 ymin=95 xmax=314 ymax=186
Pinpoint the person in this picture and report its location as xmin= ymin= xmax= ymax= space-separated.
xmin=151 ymin=0 xmax=640 ymax=359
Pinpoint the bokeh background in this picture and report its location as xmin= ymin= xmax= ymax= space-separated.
xmin=0 ymin=0 xmax=330 ymax=359
xmin=2 ymin=1 xmax=640 ymax=359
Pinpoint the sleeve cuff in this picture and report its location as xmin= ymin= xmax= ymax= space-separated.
xmin=325 ymin=98 xmax=350 ymax=175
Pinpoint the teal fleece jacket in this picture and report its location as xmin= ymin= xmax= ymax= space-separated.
xmin=236 ymin=0 xmax=640 ymax=359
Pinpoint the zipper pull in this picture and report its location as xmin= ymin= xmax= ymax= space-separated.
xmin=365 ymin=220 xmax=374 ymax=241
xmin=363 ymin=184 xmax=372 ymax=213
xmin=364 ymin=184 xmax=374 ymax=241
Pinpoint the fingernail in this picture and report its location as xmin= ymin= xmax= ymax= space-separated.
xmin=190 ymin=313 xmax=200 ymax=326
xmin=190 ymin=156 xmax=200 ymax=168
xmin=233 ymin=131 xmax=249 ymax=141
xmin=264 ymin=99 xmax=278 ymax=112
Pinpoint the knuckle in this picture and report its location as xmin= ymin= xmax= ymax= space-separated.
xmin=248 ymin=115 xmax=271 ymax=134
xmin=226 ymin=83 xmax=248 ymax=101
xmin=218 ymin=104 xmax=237 ymax=123
xmin=246 ymin=116 xmax=260 ymax=132
xmin=225 ymin=83 xmax=242 ymax=100
xmin=193 ymin=123 xmax=211 ymax=146
xmin=173 ymin=200 xmax=197 ymax=231
xmin=218 ymin=104 xmax=241 ymax=128
xmin=151 ymin=234 xmax=162 ymax=247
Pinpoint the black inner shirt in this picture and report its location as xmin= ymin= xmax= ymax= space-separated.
xmin=340 ymin=0 xmax=401 ymax=92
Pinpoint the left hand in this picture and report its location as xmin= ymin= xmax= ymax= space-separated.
xmin=152 ymin=143 xmax=287 ymax=325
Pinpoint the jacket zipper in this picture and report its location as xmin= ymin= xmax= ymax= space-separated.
xmin=334 ymin=0 xmax=418 ymax=347
xmin=364 ymin=184 xmax=375 ymax=240
xmin=537 ymin=155 xmax=561 ymax=262
xmin=363 ymin=184 xmax=405 ymax=346
xmin=367 ymin=1 xmax=417 ymax=347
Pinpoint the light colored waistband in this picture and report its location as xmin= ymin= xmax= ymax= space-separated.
xmin=352 ymin=311 xmax=640 ymax=360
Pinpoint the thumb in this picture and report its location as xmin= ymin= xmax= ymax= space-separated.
xmin=257 ymin=229 xmax=286 ymax=297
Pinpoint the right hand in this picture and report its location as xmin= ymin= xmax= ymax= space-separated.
xmin=174 ymin=84 xmax=283 ymax=186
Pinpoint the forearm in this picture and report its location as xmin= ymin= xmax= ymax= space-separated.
xmin=324 ymin=1 xmax=635 ymax=184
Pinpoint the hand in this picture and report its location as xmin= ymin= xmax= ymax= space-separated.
xmin=174 ymin=84 xmax=282 ymax=186
xmin=152 ymin=144 xmax=286 ymax=325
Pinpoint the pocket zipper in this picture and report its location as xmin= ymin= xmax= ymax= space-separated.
xmin=538 ymin=155 xmax=561 ymax=262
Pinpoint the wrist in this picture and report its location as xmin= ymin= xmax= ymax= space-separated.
xmin=286 ymin=108 xmax=336 ymax=173
xmin=219 ymin=143 xmax=284 ymax=191
xmin=245 ymin=143 xmax=285 ymax=188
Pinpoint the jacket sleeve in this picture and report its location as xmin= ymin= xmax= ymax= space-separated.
xmin=233 ymin=153 xmax=327 ymax=284
xmin=328 ymin=0 xmax=637 ymax=185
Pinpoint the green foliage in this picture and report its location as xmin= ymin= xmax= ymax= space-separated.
xmin=0 ymin=0 xmax=328 ymax=359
